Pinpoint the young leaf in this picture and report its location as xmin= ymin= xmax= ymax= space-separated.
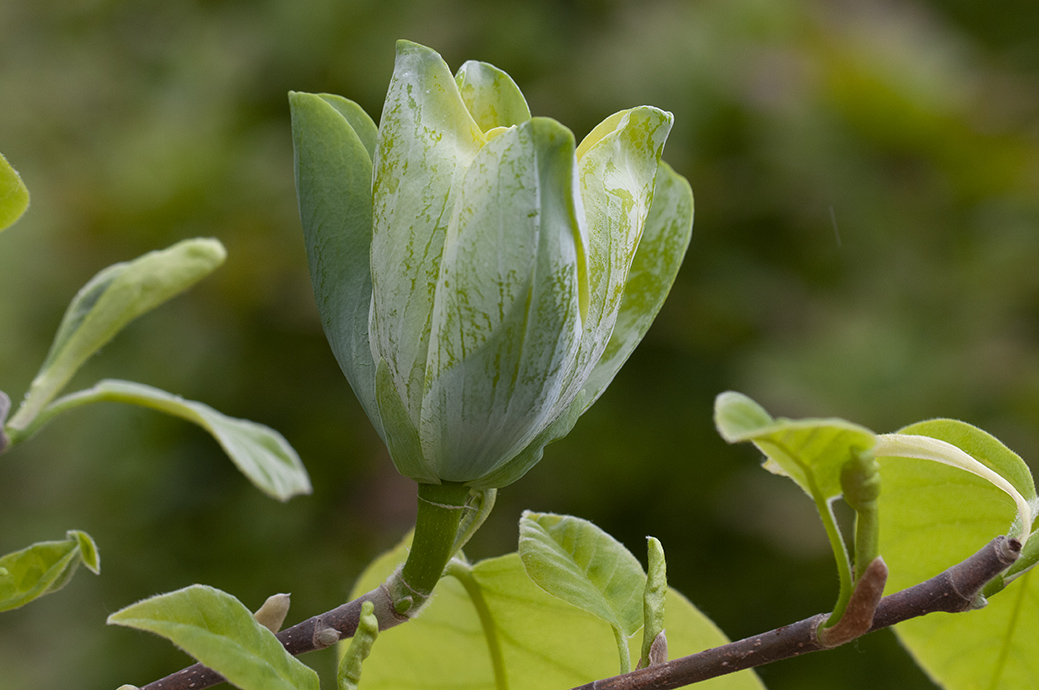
xmin=32 ymin=379 xmax=310 ymax=501
xmin=714 ymin=391 xmax=877 ymax=626
xmin=108 ymin=585 xmax=318 ymax=690
xmin=0 ymin=151 xmax=30 ymax=232
xmin=877 ymin=420 xmax=1039 ymax=690
xmin=0 ymin=530 xmax=100 ymax=612
xmin=519 ymin=511 xmax=646 ymax=638
xmin=348 ymin=535 xmax=763 ymax=690
xmin=714 ymin=391 xmax=877 ymax=502
xmin=6 ymin=238 xmax=226 ymax=433
xmin=639 ymin=537 xmax=668 ymax=668
xmin=337 ymin=600 xmax=379 ymax=690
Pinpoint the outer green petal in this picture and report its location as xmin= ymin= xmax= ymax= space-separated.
xmin=375 ymin=359 xmax=439 ymax=484
xmin=369 ymin=40 xmax=486 ymax=424
xmin=421 ymin=118 xmax=584 ymax=482
xmin=577 ymin=161 xmax=693 ymax=411
xmin=454 ymin=60 xmax=532 ymax=132
xmin=0 ymin=151 xmax=30 ymax=233
xmin=290 ymin=92 xmax=383 ymax=440
xmin=317 ymin=94 xmax=378 ymax=161
xmin=555 ymin=107 xmax=674 ymax=416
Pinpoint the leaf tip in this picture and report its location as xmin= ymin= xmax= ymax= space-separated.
xmin=713 ymin=391 xmax=772 ymax=443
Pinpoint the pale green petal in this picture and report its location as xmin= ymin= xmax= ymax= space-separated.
xmin=290 ymin=91 xmax=383 ymax=440
xmin=555 ymin=107 xmax=673 ymax=415
xmin=470 ymin=390 xmax=586 ymax=490
xmin=577 ymin=161 xmax=692 ymax=411
xmin=421 ymin=118 xmax=584 ymax=481
xmin=369 ymin=40 xmax=486 ymax=424
xmin=575 ymin=111 xmax=626 ymax=161
xmin=454 ymin=60 xmax=532 ymax=132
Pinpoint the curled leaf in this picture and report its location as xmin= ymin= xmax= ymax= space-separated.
xmin=0 ymin=530 xmax=100 ymax=612
xmin=639 ymin=537 xmax=668 ymax=668
xmin=337 ymin=600 xmax=379 ymax=690
xmin=6 ymin=238 xmax=226 ymax=433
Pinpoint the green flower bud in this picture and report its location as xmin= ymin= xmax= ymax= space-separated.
xmin=290 ymin=40 xmax=693 ymax=488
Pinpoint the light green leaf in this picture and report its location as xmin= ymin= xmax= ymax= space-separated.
xmin=877 ymin=419 xmax=1039 ymax=690
xmin=0 ymin=151 xmax=30 ymax=232
xmin=369 ymin=39 xmax=485 ymax=420
xmin=348 ymin=535 xmax=762 ymax=690
xmin=6 ymin=238 xmax=226 ymax=433
xmin=290 ymin=91 xmax=383 ymax=441
xmin=108 ymin=585 xmax=318 ymax=690
xmin=0 ymin=530 xmax=100 ymax=612
xmin=454 ymin=60 xmax=532 ymax=132
xmin=714 ymin=391 xmax=877 ymax=501
xmin=578 ymin=160 xmax=693 ymax=412
xmin=421 ymin=118 xmax=584 ymax=482
xmin=37 ymin=379 xmax=310 ymax=501
xmin=518 ymin=511 xmax=645 ymax=636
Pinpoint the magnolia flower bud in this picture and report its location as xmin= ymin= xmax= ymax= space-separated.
xmin=290 ymin=40 xmax=693 ymax=488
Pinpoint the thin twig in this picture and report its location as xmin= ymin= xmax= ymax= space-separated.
xmin=135 ymin=536 xmax=1020 ymax=690
xmin=570 ymin=536 xmax=1020 ymax=690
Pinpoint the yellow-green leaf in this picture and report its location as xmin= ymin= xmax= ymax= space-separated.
xmin=108 ymin=585 xmax=318 ymax=690
xmin=0 ymin=152 xmax=30 ymax=233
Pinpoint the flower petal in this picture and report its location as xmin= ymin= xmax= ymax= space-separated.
xmin=553 ymin=107 xmax=673 ymax=415
xmin=421 ymin=118 xmax=584 ymax=481
xmin=577 ymin=161 xmax=693 ymax=411
xmin=369 ymin=40 xmax=486 ymax=424
xmin=454 ymin=60 xmax=532 ymax=132
xmin=375 ymin=359 xmax=439 ymax=483
xmin=290 ymin=92 xmax=383 ymax=439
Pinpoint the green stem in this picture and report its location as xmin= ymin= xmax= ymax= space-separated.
xmin=613 ymin=625 xmax=632 ymax=675
xmin=4 ymin=382 xmax=181 ymax=447
xmin=815 ymin=491 xmax=853 ymax=628
xmin=841 ymin=449 xmax=881 ymax=582
xmin=390 ymin=482 xmax=471 ymax=615
xmin=447 ymin=558 xmax=509 ymax=690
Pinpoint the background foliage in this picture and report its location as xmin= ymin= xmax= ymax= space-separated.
xmin=1 ymin=1 xmax=1038 ymax=688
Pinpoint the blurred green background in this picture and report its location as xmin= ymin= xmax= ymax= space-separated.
xmin=2 ymin=0 xmax=1038 ymax=688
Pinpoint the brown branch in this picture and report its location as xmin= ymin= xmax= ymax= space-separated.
xmin=134 ymin=536 xmax=1020 ymax=690
xmin=0 ymin=390 xmax=11 ymax=455
xmin=571 ymin=535 xmax=1021 ymax=690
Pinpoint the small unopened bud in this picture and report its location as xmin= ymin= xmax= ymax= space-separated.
xmin=394 ymin=595 xmax=414 ymax=615
xmin=647 ymin=630 xmax=668 ymax=666
xmin=315 ymin=625 xmax=341 ymax=647
xmin=253 ymin=593 xmax=291 ymax=633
